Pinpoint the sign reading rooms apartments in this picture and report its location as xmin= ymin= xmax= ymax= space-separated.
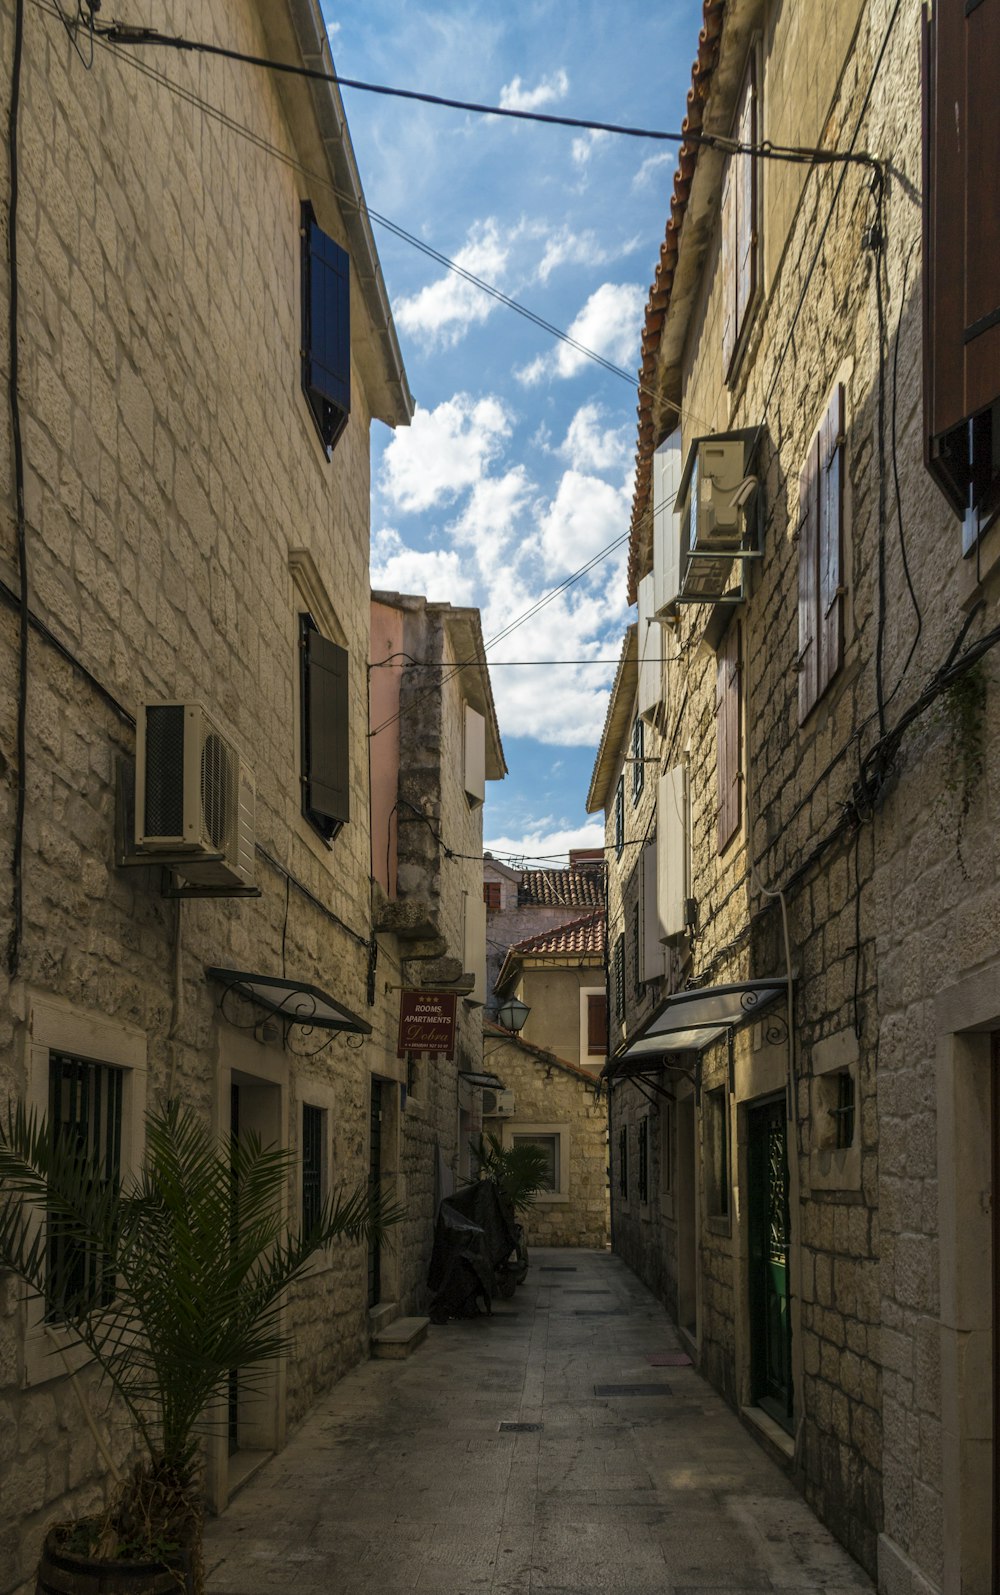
xmin=396 ymin=991 xmax=458 ymax=1059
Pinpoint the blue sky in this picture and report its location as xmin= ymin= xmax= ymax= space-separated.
xmin=322 ymin=0 xmax=703 ymax=865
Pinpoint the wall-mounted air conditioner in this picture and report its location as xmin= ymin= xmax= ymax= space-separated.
xmin=482 ymin=1088 xmax=515 ymax=1117
xmin=135 ymin=703 xmax=256 ymax=890
xmin=675 ymin=430 xmax=759 ymax=605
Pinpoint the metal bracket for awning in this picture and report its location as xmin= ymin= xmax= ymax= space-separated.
xmin=602 ymin=977 xmax=789 ymax=1087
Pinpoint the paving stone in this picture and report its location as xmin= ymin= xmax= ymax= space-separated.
xmin=204 ymin=1249 xmax=873 ymax=1595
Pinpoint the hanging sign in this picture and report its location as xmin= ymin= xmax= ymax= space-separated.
xmin=396 ymin=990 xmax=457 ymax=1059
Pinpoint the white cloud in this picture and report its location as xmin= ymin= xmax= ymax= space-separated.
xmin=632 ymin=150 xmax=674 ymax=191
xmin=535 ymin=225 xmax=641 ymax=284
xmin=370 ymin=529 xmax=477 ymax=606
xmin=516 ymin=281 xmax=645 ymax=385
xmin=448 ymin=467 xmax=535 ymax=566
xmin=394 ymin=220 xmax=508 ymax=348
xmin=499 ymin=69 xmax=569 ymax=112
xmin=571 ymin=129 xmax=610 ymax=167
xmin=533 ymin=469 xmax=630 ymax=576
xmin=483 ymin=821 xmax=607 ymax=866
xmin=381 ymin=394 xmax=512 ymax=514
xmin=558 ymin=403 xmax=631 ymax=473
xmin=325 ymin=19 xmax=340 ymax=46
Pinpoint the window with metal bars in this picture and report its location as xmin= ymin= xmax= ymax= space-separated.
xmin=301 ymin=1104 xmax=325 ymax=1232
xmin=614 ymin=777 xmax=625 ymax=858
xmin=638 ymin=1116 xmax=649 ymax=1204
xmin=631 ymin=717 xmax=645 ymax=804
xmin=613 ymin=933 xmax=625 ymax=1025
xmin=46 ymin=1055 xmax=123 ymax=1321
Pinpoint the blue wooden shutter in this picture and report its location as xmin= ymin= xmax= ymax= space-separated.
xmin=301 ymin=617 xmax=350 ymax=836
xmin=301 ymin=203 xmax=351 ymax=453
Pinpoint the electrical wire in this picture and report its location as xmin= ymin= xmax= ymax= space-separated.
xmin=6 ymin=0 xmax=28 ymax=979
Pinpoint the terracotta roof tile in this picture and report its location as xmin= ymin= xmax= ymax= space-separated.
xmin=628 ymin=0 xmax=726 ymax=604
xmin=517 ymin=868 xmax=604 ymax=910
xmin=508 ymin=911 xmax=606 ymax=960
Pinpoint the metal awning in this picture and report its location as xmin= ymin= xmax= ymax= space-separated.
xmin=603 ymin=978 xmax=788 ymax=1080
xmin=458 ymin=1071 xmax=507 ymax=1091
xmin=206 ymin=967 xmax=372 ymax=1033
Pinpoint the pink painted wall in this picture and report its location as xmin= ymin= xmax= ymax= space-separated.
xmin=370 ymin=600 xmax=403 ymax=896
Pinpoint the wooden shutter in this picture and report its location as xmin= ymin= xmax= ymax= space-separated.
xmin=301 ymin=620 xmax=350 ymax=833
xmin=716 ymin=623 xmax=741 ymax=851
xmin=721 ymin=158 xmax=736 ymax=376
xmin=735 ymin=54 xmax=758 ymax=341
xmin=301 ymin=203 xmax=351 ymax=450
xmin=923 ymin=2 xmax=1000 ymax=486
xmin=797 ymin=440 xmax=820 ymax=722
xmin=818 ymin=384 xmax=845 ymax=696
xmin=587 ymin=993 xmax=608 ymax=1054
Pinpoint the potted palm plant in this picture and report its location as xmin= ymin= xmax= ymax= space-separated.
xmin=0 ymin=1099 xmax=403 ymax=1594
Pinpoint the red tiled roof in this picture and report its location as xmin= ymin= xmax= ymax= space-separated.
xmin=628 ymin=0 xmax=726 ymax=603
xmin=509 ymin=911 xmax=606 ymax=960
xmin=518 ymin=867 xmax=604 ymax=909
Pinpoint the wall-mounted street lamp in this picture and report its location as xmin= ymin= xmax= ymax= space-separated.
xmin=495 ymin=996 xmax=531 ymax=1035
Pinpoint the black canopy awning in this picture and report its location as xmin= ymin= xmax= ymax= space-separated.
xmin=206 ymin=967 xmax=372 ymax=1034
xmin=602 ymin=978 xmax=788 ymax=1083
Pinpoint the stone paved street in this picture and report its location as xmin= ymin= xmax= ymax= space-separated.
xmin=204 ymin=1249 xmax=874 ymax=1594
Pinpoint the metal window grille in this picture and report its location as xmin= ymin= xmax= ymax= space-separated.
xmin=513 ymin=1133 xmax=558 ymax=1193
xmin=614 ymin=934 xmax=625 ymax=1024
xmin=632 ymin=718 xmax=645 ymax=803
xmin=614 ymin=778 xmax=625 ymax=857
xmin=47 ymin=1054 xmax=123 ymax=1322
xmin=832 ymin=1072 xmax=855 ymax=1150
xmin=302 ymin=1104 xmax=324 ymax=1232
xmin=638 ymin=1117 xmax=649 ymax=1203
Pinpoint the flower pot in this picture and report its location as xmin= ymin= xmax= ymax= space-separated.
xmin=36 ymin=1528 xmax=197 ymax=1595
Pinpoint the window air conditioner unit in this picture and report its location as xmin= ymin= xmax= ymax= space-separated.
xmin=482 ymin=1088 xmax=515 ymax=1117
xmin=135 ymin=703 xmax=256 ymax=890
xmin=676 ymin=431 xmax=759 ymax=604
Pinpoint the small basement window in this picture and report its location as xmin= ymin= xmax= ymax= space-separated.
xmin=301 ymin=202 xmax=351 ymax=457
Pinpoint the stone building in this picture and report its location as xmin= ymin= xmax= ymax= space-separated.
xmin=494 ymin=910 xmax=607 ymax=1078
xmin=482 ymin=852 xmax=604 ymax=1013
xmin=592 ymin=0 xmax=1000 ymax=1590
xmin=0 ymin=1 xmax=497 ymax=1587
xmin=482 ymin=1021 xmax=608 ymax=1249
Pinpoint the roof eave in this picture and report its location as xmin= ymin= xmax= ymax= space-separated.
xmin=586 ymin=626 xmax=638 ymax=813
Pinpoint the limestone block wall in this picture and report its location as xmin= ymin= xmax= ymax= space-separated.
xmin=484 ymin=1033 xmax=608 ymax=1250
xmin=0 ymin=1 xmax=410 ymax=1585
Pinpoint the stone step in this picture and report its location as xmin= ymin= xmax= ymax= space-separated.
xmin=371 ymin=1315 xmax=430 ymax=1359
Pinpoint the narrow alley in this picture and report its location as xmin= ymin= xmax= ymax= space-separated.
xmin=204 ymin=1250 xmax=873 ymax=1595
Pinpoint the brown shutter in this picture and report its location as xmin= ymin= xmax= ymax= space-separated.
xmin=716 ymin=623 xmax=741 ymax=851
xmin=302 ymin=624 xmax=350 ymax=830
xmin=736 ymin=55 xmax=757 ymax=340
xmin=923 ymin=1 xmax=1000 ymax=474
xmin=818 ymin=383 xmax=844 ymax=696
xmin=588 ymin=993 xmax=608 ymax=1054
xmin=721 ymin=156 xmax=735 ymax=376
xmin=797 ymin=440 xmax=820 ymax=722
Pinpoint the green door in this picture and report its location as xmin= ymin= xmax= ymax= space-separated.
xmin=747 ymin=1097 xmax=793 ymax=1431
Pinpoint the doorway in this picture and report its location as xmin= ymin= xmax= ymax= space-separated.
xmin=676 ymin=1093 xmax=698 ymax=1340
xmin=747 ymin=1095 xmax=793 ymax=1432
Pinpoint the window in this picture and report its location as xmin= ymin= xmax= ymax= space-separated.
xmin=47 ymin=1055 xmax=124 ymax=1320
xmin=301 ymin=202 xmax=350 ymax=456
xmin=715 ymin=621 xmax=742 ymax=852
xmin=722 ymin=49 xmax=760 ymax=380
xmin=613 ymin=933 xmax=625 ymax=1025
xmin=618 ymin=1124 xmax=628 ymax=1199
xmin=614 ymin=776 xmax=625 ymax=858
xmin=815 ymin=1069 xmax=856 ymax=1152
xmin=833 ymin=1072 xmax=855 ymax=1150
xmin=797 ymin=384 xmax=845 ymax=721
xmin=587 ymin=993 xmax=608 ymax=1056
xmin=637 ymin=1116 xmax=649 ymax=1204
xmin=631 ymin=716 xmax=645 ymax=804
xmin=464 ymin=705 xmax=486 ymax=807
xmin=300 ymin=612 xmax=349 ymax=842
xmin=301 ymin=1104 xmax=326 ymax=1232
xmin=483 ymin=881 xmax=501 ymax=913
xmin=513 ymin=1133 xmax=558 ymax=1192
xmin=922 ymin=4 xmax=1000 ymax=542
xmin=660 ymin=1098 xmax=675 ymax=1195
xmin=704 ymin=1088 xmax=730 ymax=1219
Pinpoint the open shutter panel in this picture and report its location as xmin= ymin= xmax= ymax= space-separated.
xmin=307 ymin=220 xmax=351 ymax=414
xmin=923 ymin=2 xmax=1000 ymax=455
xmin=721 ymin=158 xmax=735 ymax=377
xmin=588 ymin=994 xmax=608 ymax=1054
xmin=726 ymin=625 xmax=742 ymax=847
xmin=797 ymin=441 xmax=820 ymax=722
xmin=304 ymin=628 xmax=350 ymax=829
xmin=715 ymin=644 xmax=729 ymax=851
xmin=735 ymin=57 xmax=757 ymax=341
xmin=819 ymin=384 xmax=845 ymax=696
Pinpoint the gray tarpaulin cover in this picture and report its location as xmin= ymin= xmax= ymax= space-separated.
xmin=427 ymin=1179 xmax=517 ymax=1322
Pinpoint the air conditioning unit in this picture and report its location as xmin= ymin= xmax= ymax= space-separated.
xmin=482 ymin=1088 xmax=515 ymax=1117
xmin=688 ymin=439 xmax=751 ymax=551
xmin=135 ymin=703 xmax=256 ymax=890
